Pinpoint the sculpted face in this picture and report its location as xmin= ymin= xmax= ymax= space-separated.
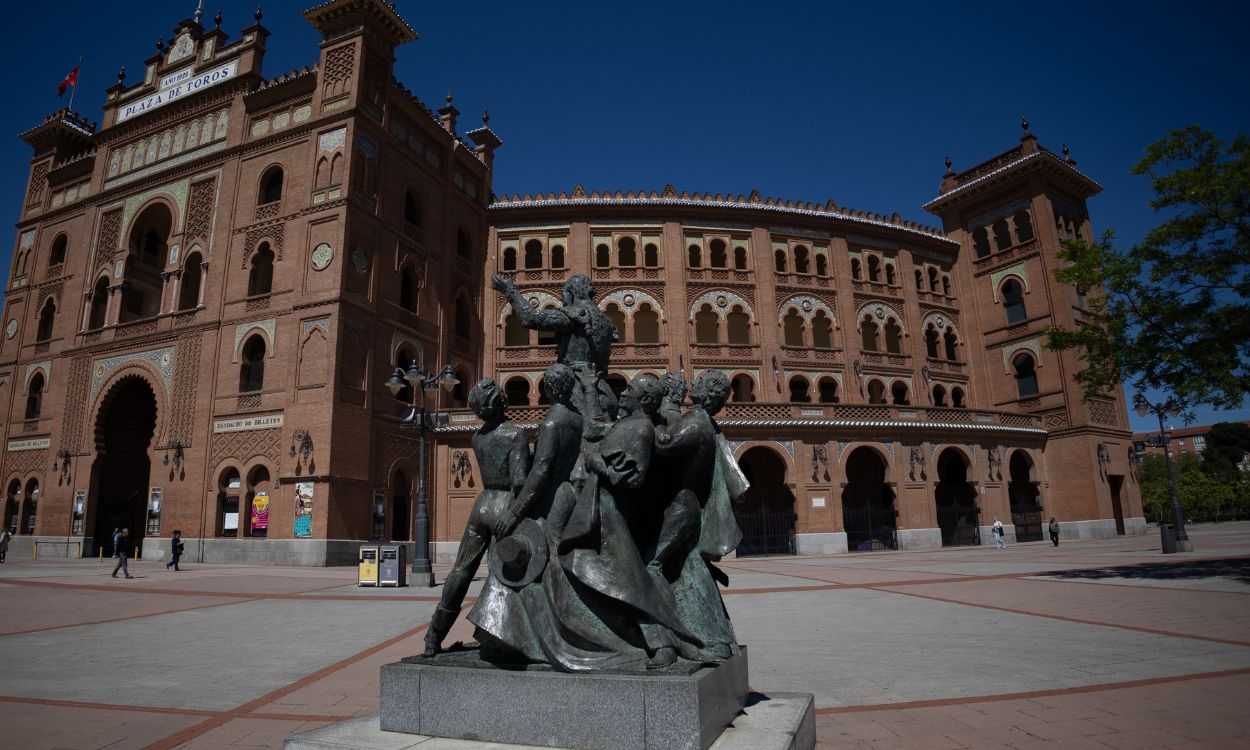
xmin=692 ymin=370 xmax=731 ymax=415
xmin=469 ymin=379 xmax=505 ymax=420
xmin=618 ymin=383 xmax=642 ymax=417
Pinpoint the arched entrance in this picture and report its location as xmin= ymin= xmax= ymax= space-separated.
xmin=841 ymin=447 xmax=897 ymax=551
xmin=391 ymin=470 xmax=411 ymax=541
xmin=935 ymin=448 xmax=980 ymax=546
xmin=734 ymin=446 xmax=796 ymax=556
xmin=90 ymin=377 xmax=158 ymax=551
xmin=1008 ymin=451 xmax=1043 ymax=542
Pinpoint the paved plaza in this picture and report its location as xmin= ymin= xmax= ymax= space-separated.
xmin=0 ymin=524 xmax=1248 ymax=749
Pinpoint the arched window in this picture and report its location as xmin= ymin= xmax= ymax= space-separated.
xmin=122 ymin=204 xmax=172 ymax=321
xmin=392 ymin=347 xmax=415 ymax=403
xmin=1013 ymin=209 xmax=1034 ymax=243
xmin=505 ymin=377 xmax=530 ymax=406
xmin=734 ymin=246 xmax=747 ymax=270
xmin=457 ymin=227 xmax=472 ymax=259
xmin=788 ymin=376 xmax=811 ymax=403
xmin=25 ymin=373 xmax=44 ymax=419
xmin=694 ymin=304 xmax=718 ymax=343
xmin=972 ymin=227 xmax=991 ymax=258
xmin=925 ymin=325 xmax=940 ymax=358
xmin=502 ymin=247 xmax=516 ymax=271
xmin=951 ymin=386 xmax=965 ymax=408
xmin=851 ymin=257 xmax=862 ymax=280
xmin=1014 ymin=354 xmax=1039 ymax=398
xmin=643 ymin=244 xmax=658 ymax=268
xmin=783 ymin=309 xmax=805 ymax=347
xmin=812 ymin=311 xmax=833 ymax=349
xmin=248 ymin=243 xmax=274 ymax=296
xmin=604 ymin=304 xmax=626 ymax=342
xmin=21 ymin=479 xmax=38 ymax=535
xmin=867 ymin=379 xmax=886 ymax=404
xmin=818 ymin=377 xmax=838 ymax=403
xmin=259 ymin=166 xmax=284 ymax=205
xmin=1002 ymin=278 xmax=1026 ymax=324
xmin=179 ymin=252 xmax=203 ymax=311
xmin=774 ymin=249 xmax=787 ymax=273
xmin=794 ymin=246 xmax=809 ymax=274
xmin=239 ymin=336 xmax=266 ymax=392
xmin=404 ymin=191 xmax=422 ymax=226
xmin=726 ymin=305 xmax=750 ymax=345
xmin=551 ymin=245 xmax=566 ymax=268
xmin=891 ymin=381 xmax=909 ymax=405
xmin=884 ymin=318 xmax=901 ymax=354
xmin=942 ymin=275 xmax=951 ymax=296
xmin=932 ymin=384 xmax=947 ymax=406
xmin=815 ymin=254 xmax=828 ymax=276
xmin=524 ymin=239 xmax=543 ymax=269
xmin=454 ymin=295 xmax=471 ymax=339
xmin=36 ymin=300 xmax=55 ymax=341
xmin=944 ymin=327 xmax=958 ymax=361
xmin=915 ymin=268 xmax=924 ymax=290
xmin=861 ymin=316 xmax=879 ymax=351
xmin=400 ymin=266 xmax=419 ymax=312
xmin=867 ymin=255 xmax=881 ymax=282
xmin=709 ymin=239 xmax=727 ymax=268
xmin=50 ymin=234 xmax=68 ymax=266
xmin=89 ymin=276 xmax=109 ymax=329
xmin=992 ymin=218 xmax=1012 ymax=250
xmin=618 ymin=237 xmax=637 ymax=267
xmin=885 ymin=263 xmax=896 ymax=286
xmin=731 ymin=374 xmax=755 ymax=403
xmin=928 ymin=267 xmax=939 ymax=292
xmin=634 ymin=304 xmax=659 ymax=344
xmin=688 ymin=245 xmax=701 ymax=268
xmin=503 ymin=313 xmax=528 ymax=346
xmin=596 ymin=244 xmax=610 ymax=268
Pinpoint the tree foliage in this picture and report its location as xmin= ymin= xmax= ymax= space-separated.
xmin=1046 ymin=126 xmax=1250 ymax=409
xmin=1202 ymin=421 xmax=1250 ymax=481
xmin=1137 ymin=452 xmax=1250 ymax=524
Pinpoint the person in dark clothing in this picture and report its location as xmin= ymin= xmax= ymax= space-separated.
xmin=166 ymin=530 xmax=185 ymax=571
xmin=111 ymin=528 xmax=133 ymax=578
xmin=1049 ymin=517 xmax=1060 ymax=547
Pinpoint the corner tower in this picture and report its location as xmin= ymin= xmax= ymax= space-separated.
xmin=925 ymin=124 xmax=1145 ymax=539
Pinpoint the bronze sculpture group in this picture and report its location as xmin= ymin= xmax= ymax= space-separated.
xmin=422 ymin=273 xmax=748 ymax=672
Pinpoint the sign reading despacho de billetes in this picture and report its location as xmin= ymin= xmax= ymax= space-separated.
xmin=117 ymin=60 xmax=238 ymax=123
xmin=7 ymin=437 xmax=50 ymax=451
xmin=213 ymin=413 xmax=284 ymax=433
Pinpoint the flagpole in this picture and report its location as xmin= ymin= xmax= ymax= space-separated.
xmin=67 ymin=56 xmax=83 ymax=112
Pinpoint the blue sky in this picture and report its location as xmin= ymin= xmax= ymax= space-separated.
xmin=3 ymin=1 xmax=1247 ymax=432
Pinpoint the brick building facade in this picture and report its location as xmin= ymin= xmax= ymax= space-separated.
xmin=0 ymin=1 xmax=1143 ymax=564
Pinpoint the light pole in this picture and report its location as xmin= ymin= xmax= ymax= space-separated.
xmin=1133 ymin=395 xmax=1193 ymax=553
xmin=386 ymin=361 xmax=459 ymax=587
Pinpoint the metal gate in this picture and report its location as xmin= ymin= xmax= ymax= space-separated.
xmin=1011 ymin=504 xmax=1044 ymax=542
xmin=843 ymin=506 xmax=899 ymax=552
xmin=734 ymin=510 xmax=796 ymax=557
xmin=937 ymin=504 xmax=981 ymax=547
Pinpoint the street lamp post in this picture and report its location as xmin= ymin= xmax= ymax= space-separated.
xmin=386 ymin=361 xmax=460 ymax=587
xmin=1133 ymin=395 xmax=1193 ymax=553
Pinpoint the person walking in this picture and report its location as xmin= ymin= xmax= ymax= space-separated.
xmin=111 ymin=528 xmax=133 ymax=578
xmin=1049 ymin=517 xmax=1060 ymax=547
xmin=992 ymin=518 xmax=1005 ymax=550
xmin=0 ymin=527 xmax=10 ymax=562
xmin=166 ymin=530 xmax=184 ymax=571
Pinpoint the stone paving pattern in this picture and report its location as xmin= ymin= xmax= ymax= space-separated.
xmin=1 ymin=523 xmax=1248 ymax=749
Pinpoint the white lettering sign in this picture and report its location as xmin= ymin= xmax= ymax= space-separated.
xmin=159 ymin=65 xmax=195 ymax=91
xmin=213 ymin=412 xmax=284 ymax=433
xmin=118 ymin=61 xmax=238 ymax=123
xmin=7 ymin=437 xmax=50 ymax=451
xmin=811 ymin=496 xmax=826 ymax=508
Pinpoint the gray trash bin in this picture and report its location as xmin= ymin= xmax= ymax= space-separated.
xmin=1160 ymin=523 xmax=1177 ymax=554
xmin=379 ymin=545 xmax=407 ymax=587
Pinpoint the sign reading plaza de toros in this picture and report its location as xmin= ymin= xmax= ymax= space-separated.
xmin=117 ymin=60 xmax=238 ymax=123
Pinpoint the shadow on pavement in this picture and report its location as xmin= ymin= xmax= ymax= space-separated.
xmin=1048 ymin=558 xmax=1250 ymax=584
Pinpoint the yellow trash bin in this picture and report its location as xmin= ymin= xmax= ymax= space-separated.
xmin=358 ymin=545 xmax=379 ymax=586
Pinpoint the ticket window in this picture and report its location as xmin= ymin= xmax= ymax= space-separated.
xmin=219 ymin=468 xmax=241 ymax=537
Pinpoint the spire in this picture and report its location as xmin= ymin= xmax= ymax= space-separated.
xmin=194 ymin=0 xmax=204 ymax=24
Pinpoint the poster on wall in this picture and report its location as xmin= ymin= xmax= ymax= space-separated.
xmin=293 ymin=482 xmax=314 ymax=538
xmin=250 ymin=491 xmax=270 ymax=532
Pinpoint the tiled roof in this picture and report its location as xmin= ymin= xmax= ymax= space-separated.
xmin=923 ymin=148 xmax=1102 ymax=212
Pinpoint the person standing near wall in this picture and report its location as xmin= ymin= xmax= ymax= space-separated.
xmin=992 ymin=518 xmax=1005 ymax=550
xmin=111 ymin=528 xmax=133 ymax=578
xmin=1049 ymin=517 xmax=1060 ymax=547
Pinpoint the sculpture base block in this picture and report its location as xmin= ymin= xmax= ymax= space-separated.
xmin=374 ymin=646 xmax=748 ymax=750
xmin=284 ymin=691 xmax=814 ymax=750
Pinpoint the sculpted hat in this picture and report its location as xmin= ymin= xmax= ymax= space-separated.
xmin=488 ymin=518 xmax=548 ymax=589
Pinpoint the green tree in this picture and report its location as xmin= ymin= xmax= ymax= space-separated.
xmin=1046 ymin=126 xmax=1250 ymax=410
xmin=1201 ymin=421 xmax=1250 ymax=482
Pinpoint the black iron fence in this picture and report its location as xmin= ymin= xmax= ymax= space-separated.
xmin=937 ymin=505 xmax=981 ymax=547
xmin=1011 ymin=504 xmax=1044 ymax=542
xmin=844 ymin=506 xmax=899 ymax=552
xmin=734 ymin=510 xmax=796 ymax=557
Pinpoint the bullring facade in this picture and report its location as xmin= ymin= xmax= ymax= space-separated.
xmin=0 ymin=0 xmax=1143 ymax=563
